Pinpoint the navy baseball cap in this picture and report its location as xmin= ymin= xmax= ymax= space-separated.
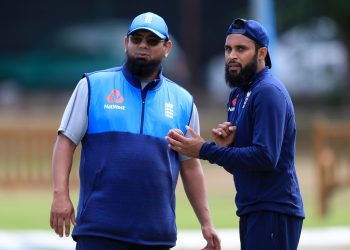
xmin=226 ymin=18 xmax=272 ymax=68
xmin=127 ymin=12 xmax=169 ymax=40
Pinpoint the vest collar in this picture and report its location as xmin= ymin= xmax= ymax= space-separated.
xmin=122 ymin=64 xmax=164 ymax=90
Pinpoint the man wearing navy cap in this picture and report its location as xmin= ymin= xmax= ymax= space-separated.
xmin=50 ymin=12 xmax=221 ymax=250
xmin=166 ymin=18 xmax=305 ymax=250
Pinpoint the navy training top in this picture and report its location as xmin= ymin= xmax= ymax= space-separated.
xmin=200 ymin=68 xmax=305 ymax=218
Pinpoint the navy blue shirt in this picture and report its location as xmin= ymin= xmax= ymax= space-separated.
xmin=200 ymin=68 xmax=305 ymax=218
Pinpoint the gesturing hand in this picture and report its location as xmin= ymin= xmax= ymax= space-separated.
xmin=211 ymin=122 xmax=236 ymax=147
xmin=166 ymin=126 xmax=205 ymax=158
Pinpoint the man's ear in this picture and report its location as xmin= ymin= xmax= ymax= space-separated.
xmin=164 ymin=40 xmax=172 ymax=58
xmin=259 ymin=47 xmax=268 ymax=62
xmin=124 ymin=36 xmax=128 ymax=52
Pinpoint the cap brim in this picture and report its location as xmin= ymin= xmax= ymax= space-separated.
xmin=127 ymin=27 xmax=167 ymax=40
xmin=265 ymin=51 xmax=272 ymax=68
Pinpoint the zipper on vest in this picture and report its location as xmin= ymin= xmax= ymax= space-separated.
xmin=140 ymin=89 xmax=147 ymax=134
xmin=139 ymin=80 xmax=157 ymax=134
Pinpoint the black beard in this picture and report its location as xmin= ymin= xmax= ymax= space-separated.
xmin=225 ymin=55 xmax=258 ymax=89
xmin=125 ymin=54 xmax=161 ymax=79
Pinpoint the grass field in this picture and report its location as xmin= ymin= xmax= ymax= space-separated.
xmin=0 ymin=105 xmax=349 ymax=231
xmin=1 ymin=158 xmax=350 ymax=231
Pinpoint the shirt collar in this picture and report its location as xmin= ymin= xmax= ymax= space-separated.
xmin=254 ymin=66 xmax=269 ymax=82
xmin=242 ymin=67 xmax=270 ymax=92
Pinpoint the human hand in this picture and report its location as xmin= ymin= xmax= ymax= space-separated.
xmin=211 ymin=122 xmax=236 ymax=147
xmin=166 ymin=126 xmax=205 ymax=158
xmin=201 ymin=225 xmax=221 ymax=250
xmin=50 ymin=192 xmax=76 ymax=237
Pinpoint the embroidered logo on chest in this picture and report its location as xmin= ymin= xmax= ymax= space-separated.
xmin=228 ymin=93 xmax=239 ymax=112
xmin=164 ymin=102 xmax=174 ymax=119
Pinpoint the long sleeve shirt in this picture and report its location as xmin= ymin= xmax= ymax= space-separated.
xmin=200 ymin=68 xmax=305 ymax=218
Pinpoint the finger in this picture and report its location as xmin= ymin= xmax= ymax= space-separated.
xmin=217 ymin=122 xmax=231 ymax=130
xmin=214 ymin=236 xmax=221 ymax=250
xmin=173 ymin=128 xmax=184 ymax=136
xmin=218 ymin=128 xmax=229 ymax=137
xmin=222 ymin=121 xmax=232 ymax=126
xmin=211 ymin=128 xmax=222 ymax=136
xmin=214 ymin=126 xmax=230 ymax=138
xmin=167 ymin=129 xmax=182 ymax=138
xmin=217 ymin=124 xmax=231 ymax=135
xmin=166 ymin=135 xmax=184 ymax=148
xmin=228 ymin=126 xmax=237 ymax=132
xmin=57 ymin=216 xmax=64 ymax=237
xmin=71 ymin=212 xmax=76 ymax=226
xmin=217 ymin=123 xmax=229 ymax=129
xmin=50 ymin=211 xmax=54 ymax=229
xmin=51 ymin=212 xmax=58 ymax=232
xmin=64 ymin=217 xmax=71 ymax=237
xmin=167 ymin=130 xmax=187 ymax=142
xmin=167 ymin=138 xmax=187 ymax=154
xmin=206 ymin=237 xmax=214 ymax=249
xmin=185 ymin=125 xmax=198 ymax=138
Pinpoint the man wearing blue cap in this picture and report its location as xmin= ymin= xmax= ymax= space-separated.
xmin=50 ymin=12 xmax=221 ymax=250
xmin=166 ymin=18 xmax=305 ymax=250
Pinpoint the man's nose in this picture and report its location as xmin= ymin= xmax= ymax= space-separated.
xmin=138 ymin=38 xmax=149 ymax=47
xmin=227 ymin=51 xmax=237 ymax=61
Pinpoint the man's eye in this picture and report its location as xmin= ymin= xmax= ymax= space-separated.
xmin=130 ymin=36 xmax=143 ymax=44
xmin=147 ymin=37 xmax=162 ymax=46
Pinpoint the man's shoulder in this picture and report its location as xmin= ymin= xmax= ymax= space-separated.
xmin=257 ymin=72 xmax=286 ymax=92
xmin=85 ymin=66 xmax=123 ymax=77
xmin=162 ymin=76 xmax=192 ymax=97
xmin=255 ymin=75 xmax=292 ymax=105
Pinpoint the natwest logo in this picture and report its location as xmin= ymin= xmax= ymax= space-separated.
xmin=228 ymin=93 xmax=239 ymax=112
xmin=231 ymin=93 xmax=239 ymax=106
xmin=104 ymin=89 xmax=126 ymax=111
xmin=107 ymin=89 xmax=124 ymax=103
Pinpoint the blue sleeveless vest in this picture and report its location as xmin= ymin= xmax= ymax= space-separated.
xmin=72 ymin=66 xmax=193 ymax=246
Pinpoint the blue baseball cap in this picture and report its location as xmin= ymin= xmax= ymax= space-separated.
xmin=127 ymin=12 xmax=169 ymax=40
xmin=226 ymin=18 xmax=272 ymax=68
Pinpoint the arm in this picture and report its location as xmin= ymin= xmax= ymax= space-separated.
xmin=167 ymin=125 xmax=272 ymax=174
xmin=168 ymin=86 xmax=287 ymax=173
xmin=180 ymin=158 xmax=221 ymax=250
xmin=50 ymin=78 xmax=88 ymax=237
xmin=200 ymin=85 xmax=287 ymax=172
xmin=50 ymin=132 xmax=77 ymax=237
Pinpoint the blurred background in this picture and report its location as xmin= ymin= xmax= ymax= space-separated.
xmin=0 ymin=0 xmax=350 ymax=249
